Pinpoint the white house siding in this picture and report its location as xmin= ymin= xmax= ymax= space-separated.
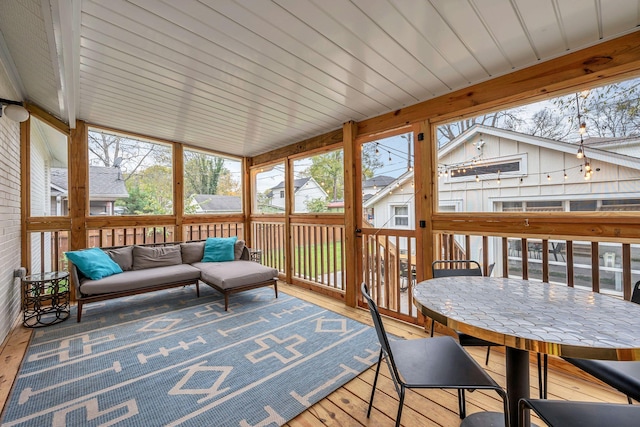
xmin=293 ymin=182 xmax=327 ymax=213
xmin=28 ymin=124 xmax=53 ymax=272
xmin=437 ymin=130 xmax=640 ymax=271
xmin=0 ymin=67 xmax=23 ymax=345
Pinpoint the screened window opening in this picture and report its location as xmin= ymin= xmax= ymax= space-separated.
xmin=184 ymin=149 xmax=242 ymax=215
xmin=88 ymin=129 xmax=173 ymax=216
xmin=253 ymin=163 xmax=286 ymax=214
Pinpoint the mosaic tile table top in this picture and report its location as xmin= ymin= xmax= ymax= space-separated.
xmin=413 ymin=276 xmax=640 ymax=360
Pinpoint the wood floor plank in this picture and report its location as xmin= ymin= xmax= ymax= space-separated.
xmin=0 ymin=320 xmax=31 ymax=416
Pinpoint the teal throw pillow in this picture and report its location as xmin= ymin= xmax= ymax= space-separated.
xmin=202 ymin=236 xmax=238 ymax=262
xmin=65 ymin=247 xmax=123 ymax=280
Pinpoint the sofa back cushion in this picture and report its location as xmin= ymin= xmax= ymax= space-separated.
xmin=181 ymin=241 xmax=205 ymax=264
xmin=133 ymin=245 xmax=182 ymax=270
xmin=104 ymin=246 xmax=134 ymax=271
xmin=234 ymin=239 xmax=245 ymax=260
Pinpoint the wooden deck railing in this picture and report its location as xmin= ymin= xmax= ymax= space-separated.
xmin=25 ymin=224 xmax=640 ymax=325
xmin=361 ymin=228 xmax=418 ymax=322
xmin=251 ymin=220 xmax=346 ymax=291
xmin=291 ymin=223 xmax=345 ymax=291
xmin=438 ymin=233 xmax=640 ymax=301
xmin=251 ymin=220 xmax=286 ymax=274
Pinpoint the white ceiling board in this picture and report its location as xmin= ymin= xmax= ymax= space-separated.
xmin=600 ymin=0 xmax=640 ymax=39
xmin=1 ymin=0 xmax=640 ymax=157
xmin=82 ymin=1 xmax=366 ymax=122
xmin=513 ymin=0 xmax=567 ymax=59
xmin=0 ymin=0 xmax=60 ymax=112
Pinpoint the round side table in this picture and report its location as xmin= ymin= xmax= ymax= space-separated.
xmin=21 ymin=271 xmax=70 ymax=327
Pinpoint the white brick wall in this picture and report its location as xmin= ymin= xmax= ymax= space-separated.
xmin=0 ymin=69 xmax=23 ymax=344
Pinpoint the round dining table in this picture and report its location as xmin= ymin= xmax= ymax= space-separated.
xmin=413 ymin=276 xmax=640 ymax=427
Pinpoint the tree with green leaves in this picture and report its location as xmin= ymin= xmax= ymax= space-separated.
xmin=362 ymin=143 xmax=384 ymax=179
xmin=118 ymin=165 xmax=173 ymax=215
xmin=305 ymin=197 xmax=328 ymax=213
xmin=184 ymin=151 xmax=226 ymax=196
xmin=308 ymin=150 xmax=344 ymax=202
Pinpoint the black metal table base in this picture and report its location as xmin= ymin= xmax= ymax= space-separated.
xmin=22 ymin=271 xmax=70 ymax=328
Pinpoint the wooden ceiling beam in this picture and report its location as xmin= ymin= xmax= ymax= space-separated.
xmin=250 ymin=128 xmax=343 ymax=166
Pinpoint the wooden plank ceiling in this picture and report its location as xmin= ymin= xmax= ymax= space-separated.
xmin=0 ymin=0 xmax=639 ymax=157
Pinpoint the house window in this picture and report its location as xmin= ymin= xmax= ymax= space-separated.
xmin=393 ymin=205 xmax=409 ymax=227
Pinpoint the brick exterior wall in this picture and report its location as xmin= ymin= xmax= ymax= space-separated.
xmin=0 ymin=70 xmax=23 ymax=344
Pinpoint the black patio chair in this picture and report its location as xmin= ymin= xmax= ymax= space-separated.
xmin=519 ymin=398 xmax=640 ymax=427
xmin=361 ymin=282 xmax=509 ymax=427
xmin=563 ymin=280 xmax=640 ymax=404
xmin=431 ymin=260 xmax=549 ymax=399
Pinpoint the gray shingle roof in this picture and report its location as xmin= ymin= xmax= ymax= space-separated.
xmin=51 ymin=167 xmax=129 ymax=198
xmin=363 ymin=175 xmax=395 ymax=188
xmin=192 ymin=194 xmax=242 ymax=212
xmin=270 ymin=177 xmax=311 ymax=190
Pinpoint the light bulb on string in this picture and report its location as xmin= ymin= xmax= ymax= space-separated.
xmin=475 ymin=175 xmax=479 ymax=182
xmin=547 ymin=174 xmax=551 ymax=181
xmin=388 ymin=151 xmax=392 ymax=162
xmin=564 ymin=170 xmax=568 ymax=180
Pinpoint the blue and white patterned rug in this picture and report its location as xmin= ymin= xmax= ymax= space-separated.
xmin=1 ymin=286 xmax=379 ymax=426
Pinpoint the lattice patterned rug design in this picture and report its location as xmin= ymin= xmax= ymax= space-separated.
xmin=1 ymin=286 xmax=379 ymax=426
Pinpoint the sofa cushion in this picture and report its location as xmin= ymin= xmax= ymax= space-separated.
xmin=194 ymin=260 xmax=277 ymax=290
xmin=181 ymin=241 xmax=205 ymax=264
xmin=133 ymin=245 xmax=182 ymax=270
xmin=104 ymin=246 xmax=134 ymax=271
xmin=79 ymin=264 xmax=201 ymax=295
xmin=66 ymin=247 xmax=123 ymax=280
xmin=202 ymin=237 xmax=237 ymax=262
xmin=234 ymin=239 xmax=245 ymax=260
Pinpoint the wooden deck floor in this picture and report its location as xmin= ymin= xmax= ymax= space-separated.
xmin=0 ymin=282 xmax=629 ymax=426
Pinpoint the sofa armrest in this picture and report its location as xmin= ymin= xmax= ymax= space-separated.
xmin=69 ymin=263 xmax=84 ymax=297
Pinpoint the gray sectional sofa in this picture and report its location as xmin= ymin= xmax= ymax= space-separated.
xmin=71 ymin=240 xmax=278 ymax=322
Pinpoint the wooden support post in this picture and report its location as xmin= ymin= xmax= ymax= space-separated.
xmin=69 ymin=120 xmax=88 ymax=252
xmin=343 ymin=121 xmax=358 ymax=307
xmin=174 ymin=143 xmax=184 ymax=242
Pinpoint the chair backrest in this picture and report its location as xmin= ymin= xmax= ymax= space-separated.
xmin=361 ymin=283 xmax=400 ymax=379
xmin=631 ymin=280 xmax=640 ymax=305
xmin=432 ymin=260 xmax=483 ymax=278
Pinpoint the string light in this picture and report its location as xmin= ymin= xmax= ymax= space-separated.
xmin=475 ymin=175 xmax=480 ymax=182
xmin=547 ymin=174 xmax=551 ymax=181
xmin=388 ymin=151 xmax=392 ymax=162
xmin=564 ymin=170 xmax=568 ymax=180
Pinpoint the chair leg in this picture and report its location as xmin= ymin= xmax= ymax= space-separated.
xmin=458 ymin=389 xmax=466 ymax=419
xmin=368 ymin=349 xmax=383 ymax=418
xmin=430 ymin=319 xmax=435 ymax=337
xmin=396 ymin=386 xmax=405 ymax=427
xmin=628 ymin=396 xmax=633 ymax=404
xmin=537 ymin=353 xmax=548 ymax=399
xmin=485 ymin=346 xmax=491 ymax=365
